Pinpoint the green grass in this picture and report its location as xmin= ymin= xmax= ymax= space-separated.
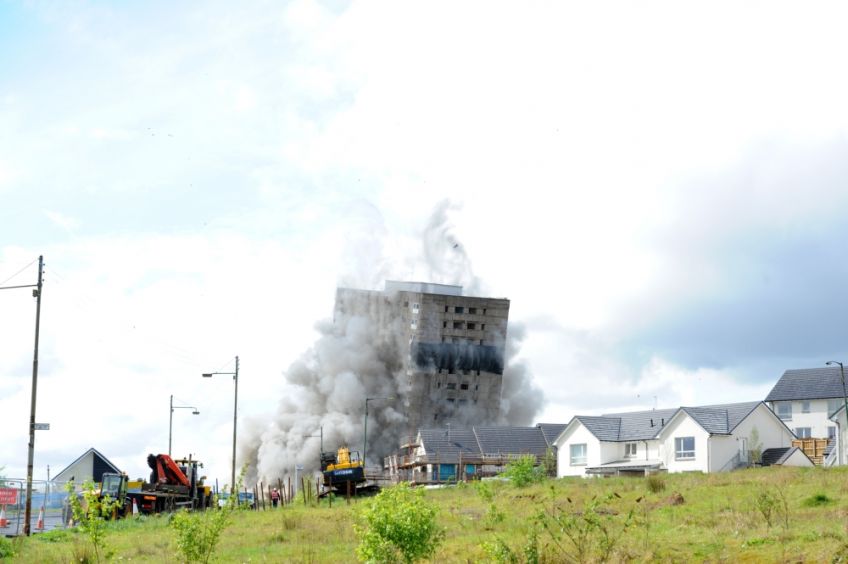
xmin=9 ymin=466 xmax=848 ymax=562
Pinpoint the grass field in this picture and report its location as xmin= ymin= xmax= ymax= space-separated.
xmin=5 ymin=465 xmax=848 ymax=562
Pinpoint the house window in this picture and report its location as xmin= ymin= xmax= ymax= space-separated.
xmin=829 ymin=426 xmax=837 ymax=440
xmin=453 ymin=321 xmax=463 ymax=329
xmin=481 ymin=324 xmax=486 ymax=331
xmin=467 ymin=322 xmax=476 ymax=330
xmin=446 ymin=398 xmax=455 ymax=404
xmin=624 ymin=443 xmax=638 ymax=458
xmin=801 ymin=401 xmax=811 ymax=414
xmin=443 ymin=321 xmax=447 ymax=329
xmin=795 ymin=427 xmax=811 ymax=439
xmin=410 ymin=320 xmax=417 ymax=329
xmin=828 ymin=399 xmax=842 ymax=416
xmin=776 ymin=402 xmax=792 ymax=421
xmin=446 ymin=383 xmax=456 ymax=390
xmin=569 ymin=443 xmax=587 ymax=466
xmin=468 ymin=307 xmax=477 ymax=314
xmin=460 ymin=383 xmax=469 ymax=390
xmin=455 ymin=306 xmax=464 ymax=314
xmin=674 ymin=437 xmax=695 ymax=460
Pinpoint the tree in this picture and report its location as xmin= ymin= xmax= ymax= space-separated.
xmin=749 ymin=427 xmax=763 ymax=465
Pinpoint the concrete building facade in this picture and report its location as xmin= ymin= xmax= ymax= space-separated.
xmin=334 ymin=281 xmax=510 ymax=431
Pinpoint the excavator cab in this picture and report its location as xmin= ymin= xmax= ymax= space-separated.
xmin=100 ymin=473 xmax=127 ymax=501
xmin=322 ymin=446 xmax=365 ymax=492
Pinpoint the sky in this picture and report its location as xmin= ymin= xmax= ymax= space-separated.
xmin=2 ymin=0 xmax=848 ymax=484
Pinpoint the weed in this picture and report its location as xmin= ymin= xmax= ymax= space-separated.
xmin=0 ymin=536 xmax=15 ymax=558
xmin=481 ymin=537 xmax=518 ymax=563
xmin=535 ymin=493 xmax=634 ymax=562
xmin=646 ymin=475 xmax=666 ymax=493
xmin=803 ymin=492 xmax=833 ymax=507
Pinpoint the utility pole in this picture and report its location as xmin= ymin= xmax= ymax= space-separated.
xmin=24 ymin=256 xmax=43 ymax=536
xmin=202 ymin=356 xmax=239 ymax=491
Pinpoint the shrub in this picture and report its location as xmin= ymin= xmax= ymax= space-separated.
xmin=65 ymin=479 xmax=121 ymax=563
xmin=355 ymin=483 xmax=444 ymax=563
xmin=170 ymin=473 xmax=241 ymax=563
xmin=500 ymin=455 xmax=544 ymax=488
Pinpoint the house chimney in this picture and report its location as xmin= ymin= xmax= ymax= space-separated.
xmin=650 ymin=418 xmax=654 ymax=427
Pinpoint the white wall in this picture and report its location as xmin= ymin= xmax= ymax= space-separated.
xmin=769 ymin=399 xmax=839 ymax=439
xmin=783 ymin=449 xmax=814 ymax=467
xmin=659 ymin=415 xmax=710 ymax=473
xmin=732 ymin=403 xmax=794 ymax=454
xmin=556 ymin=424 xmax=600 ymax=477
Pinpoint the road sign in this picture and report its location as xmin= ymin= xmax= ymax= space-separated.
xmin=33 ymin=423 xmax=49 ymax=430
xmin=0 ymin=488 xmax=17 ymax=505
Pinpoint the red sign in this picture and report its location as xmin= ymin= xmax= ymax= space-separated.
xmin=0 ymin=488 xmax=17 ymax=505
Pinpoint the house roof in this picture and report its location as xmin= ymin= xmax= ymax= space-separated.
xmin=54 ymin=447 xmax=121 ymax=481
xmin=417 ymin=428 xmax=480 ymax=463
xmin=681 ymin=402 xmax=761 ymax=435
xmin=474 ymin=426 xmax=549 ymax=457
xmin=567 ymin=401 xmax=764 ymax=443
xmin=603 ymin=408 xmax=678 ymax=441
xmin=416 ymin=425 xmax=549 ymax=461
xmin=761 ymin=446 xmax=813 ymax=466
xmin=536 ymin=423 xmax=567 ymax=446
xmin=765 ymin=367 xmax=848 ymax=402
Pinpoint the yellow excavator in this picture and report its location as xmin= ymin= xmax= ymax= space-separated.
xmin=321 ymin=446 xmax=366 ymax=493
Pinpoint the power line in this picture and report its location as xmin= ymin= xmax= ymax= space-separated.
xmin=0 ymin=258 xmax=37 ymax=287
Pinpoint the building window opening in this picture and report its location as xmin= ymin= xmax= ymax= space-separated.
xmin=453 ymin=321 xmax=463 ymax=329
xmin=455 ymin=306 xmax=464 ymax=314
xmin=460 ymin=383 xmax=469 ymax=390
xmin=469 ymin=307 xmax=477 ymax=314
xmin=674 ymin=436 xmax=695 ymax=459
xmin=446 ymin=383 xmax=456 ymax=390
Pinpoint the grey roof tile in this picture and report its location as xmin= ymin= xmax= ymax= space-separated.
xmin=570 ymin=402 xmax=764 ymax=442
xmin=765 ymin=367 xmax=848 ymax=401
xmin=600 ymin=408 xmax=679 ymax=441
xmin=417 ymin=428 xmax=480 ymax=463
xmin=474 ymin=426 xmax=549 ymax=457
xmin=537 ymin=423 xmax=568 ymax=446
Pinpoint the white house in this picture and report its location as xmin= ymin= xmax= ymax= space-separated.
xmin=764 ymin=366 xmax=846 ymax=442
xmin=53 ymin=447 xmax=122 ymax=487
xmin=554 ymin=401 xmax=796 ymax=477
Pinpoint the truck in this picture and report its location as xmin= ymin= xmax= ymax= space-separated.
xmin=99 ymin=453 xmax=213 ymax=516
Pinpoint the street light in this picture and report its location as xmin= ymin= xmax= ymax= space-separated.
xmin=826 ymin=361 xmax=848 ymax=464
xmin=363 ymin=397 xmax=394 ymax=471
xmin=169 ymin=394 xmax=200 ymax=457
xmin=202 ymin=356 xmax=239 ymax=491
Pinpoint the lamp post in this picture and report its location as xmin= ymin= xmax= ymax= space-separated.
xmin=826 ymin=360 xmax=848 ymax=464
xmin=363 ymin=397 xmax=394 ymax=470
xmin=305 ymin=425 xmax=323 ymax=473
xmin=1 ymin=255 xmax=44 ymax=536
xmin=202 ymin=356 xmax=239 ymax=491
xmin=169 ymin=395 xmax=200 ymax=457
